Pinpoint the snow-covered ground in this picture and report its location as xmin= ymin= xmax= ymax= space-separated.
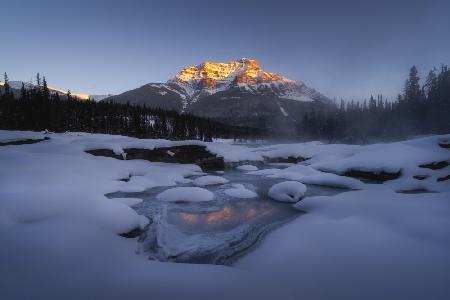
xmin=0 ymin=130 xmax=449 ymax=300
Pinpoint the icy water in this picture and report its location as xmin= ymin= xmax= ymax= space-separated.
xmin=108 ymin=164 xmax=345 ymax=265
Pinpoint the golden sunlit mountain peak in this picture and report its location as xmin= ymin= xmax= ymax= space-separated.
xmin=174 ymin=58 xmax=295 ymax=88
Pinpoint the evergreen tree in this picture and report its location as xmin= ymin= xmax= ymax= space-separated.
xmin=404 ymin=65 xmax=421 ymax=102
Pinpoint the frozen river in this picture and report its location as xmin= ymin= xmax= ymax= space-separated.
xmin=107 ymin=164 xmax=345 ymax=265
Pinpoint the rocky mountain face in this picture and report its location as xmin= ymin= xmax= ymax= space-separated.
xmin=104 ymin=58 xmax=334 ymax=131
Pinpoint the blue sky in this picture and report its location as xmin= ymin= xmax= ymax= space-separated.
xmin=2 ymin=0 xmax=449 ymax=100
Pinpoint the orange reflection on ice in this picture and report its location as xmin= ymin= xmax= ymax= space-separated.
xmin=179 ymin=212 xmax=199 ymax=224
xmin=206 ymin=207 xmax=232 ymax=224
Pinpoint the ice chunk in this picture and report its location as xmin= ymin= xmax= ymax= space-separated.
xmin=237 ymin=164 xmax=259 ymax=171
xmin=193 ymin=175 xmax=229 ymax=186
xmin=156 ymin=187 xmax=214 ymax=202
xmin=268 ymin=181 xmax=307 ymax=202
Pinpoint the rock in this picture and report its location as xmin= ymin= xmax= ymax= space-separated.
xmin=437 ymin=175 xmax=450 ymax=182
xmin=343 ymin=169 xmax=402 ymax=182
xmin=419 ymin=161 xmax=449 ymax=170
xmin=264 ymin=156 xmax=310 ymax=164
xmin=86 ymin=145 xmax=224 ymax=171
xmin=85 ymin=149 xmax=124 ymax=160
xmin=119 ymin=227 xmax=143 ymax=238
xmin=0 ymin=137 xmax=49 ymax=146
xmin=438 ymin=142 xmax=450 ymax=149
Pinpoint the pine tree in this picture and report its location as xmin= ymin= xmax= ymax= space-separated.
xmin=3 ymin=72 xmax=11 ymax=95
xmin=42 ymin=76 xmax=50 ymax=100
xmin=404 ymin=65 xmax=421 ymax=102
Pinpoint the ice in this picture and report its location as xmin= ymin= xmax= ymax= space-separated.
xmin=156 ymin=187 xmax=214 ymax=202
xmin=111 ymin=197 xmax=143 ymax=207
xmin=193 ymin=175 xmax=229 ymax=186
xmin=224 ymin=184 xmax=258 ymax=198
xmin=236 ymin=164 xmax=259 ymax=171
xmin=268 ymin=181 xmax=307 ymax=202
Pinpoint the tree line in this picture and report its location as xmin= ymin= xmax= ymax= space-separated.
xmin=0 ymin=74 xmax=261 ymax=141
xmin=296 ymin=65 xmax=450 ymax=142
xmin=1 ymin=65 xmax=449 ymax=143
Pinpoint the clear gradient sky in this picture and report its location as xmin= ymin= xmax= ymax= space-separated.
xmin=2 ymin=0 xmax=449 ymax=100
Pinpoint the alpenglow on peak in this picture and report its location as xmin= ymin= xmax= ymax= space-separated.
xmin=173 ymin=58 xmax=296 ymax=88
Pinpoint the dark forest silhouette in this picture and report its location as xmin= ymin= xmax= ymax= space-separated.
xmin=1 ymin=65 xmax=449 ymax=142
xmin=296 ymin=65 xmax=450 ymax=142
xmin=0 ymin=75 xmax=260 ymax=141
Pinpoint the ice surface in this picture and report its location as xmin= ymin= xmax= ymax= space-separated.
xmin=111 ymin=197 xmax=143 ymax=207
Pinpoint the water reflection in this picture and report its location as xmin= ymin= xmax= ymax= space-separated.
xmin=170 ymin=200 xmax=282 ymax=232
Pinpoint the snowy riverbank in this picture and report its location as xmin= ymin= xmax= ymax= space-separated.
xmin=0 ymin=130 xmax=449 ymax=300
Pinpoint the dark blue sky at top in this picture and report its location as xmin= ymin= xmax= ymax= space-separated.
xmin=2 ymin=0 xmax=449 ymax=100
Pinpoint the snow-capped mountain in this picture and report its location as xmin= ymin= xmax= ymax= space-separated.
xmin=104 ymin=58 xmax=333 ymax=129
xmin=171 ymin=57 xmax=327 ymax=104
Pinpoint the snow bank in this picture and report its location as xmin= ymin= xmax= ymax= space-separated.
xmin=156 ymin=187 xmax=214 ymax=202
xmin=193 ymin=175 xmax=229 ymax=186
xmin=236 ymin=164 xmax=259 ymax=171
xmin=224 ymin=184 xmax=258 ymax=198
xmin=206 ymin=143 xmax=263 ymax=162
xmin=268 ymin=181 xmax=307 ymax=202
xmin=253 ymin=134 xmax=450 ymax=192
xmin=1 ymin=130 xmax=449 ymax=300
xmin=239 ymin=190 xmax=450 ymax=300
xmin=250 ymin=165 xmax=364 ymax=189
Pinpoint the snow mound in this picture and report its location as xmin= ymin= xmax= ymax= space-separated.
xmin=237 ymin=164 xmax=259 ymax=171
xmin=268 ymin=181 xmax=307 ymax=202
xmin=193 ymin=175 xmax=229 ymax=186
xmin=156 ymin=187 xmax=214 ymax=202
xmin=224 ymin=184 xmax=258 ymax=198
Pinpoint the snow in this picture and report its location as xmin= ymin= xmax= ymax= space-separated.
xmin=1 ymin=130 xmax=449 ymax=300
xmin=206 ymin=142 xmax=263 ymax=162
xmin=224 ymin=184 xmax=258 ymax=198
xmin=193 ymin=175 xmax=229 ymax=186
xmin=249 ymin=165 xmax=365 ymax=189
xmin=236 ymin=164 xmax=259 ymax=171
xmin=278 ymin=104 xmax=289 ymax=116
xmin=238 ymin=190 xmax=450 ymax=300
xmin=252 ymin=135 xmax=450 ymax=193
xmin=156 ymin=187 xmax=214 ymax=202
xmin=268 ymin=181 xmax=307 ymax=202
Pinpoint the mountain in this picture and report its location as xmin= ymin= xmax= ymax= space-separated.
xmin=0 ymin=81 xmax=111 ymax=101
xmin=104 ymin=58 xmax=334 ymax=130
